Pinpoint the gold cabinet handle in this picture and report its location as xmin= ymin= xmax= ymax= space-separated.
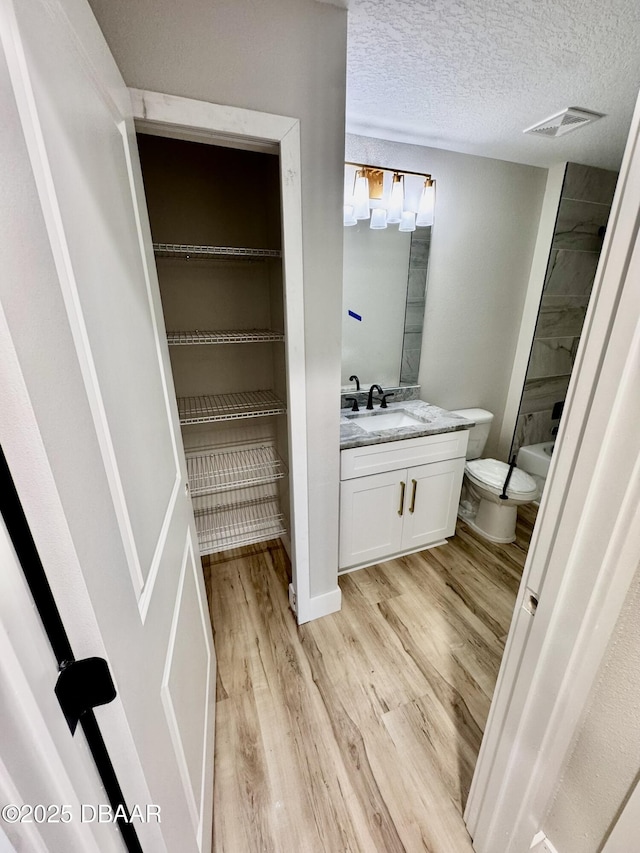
xmin=409 ymin=479 xmax=417 ymax=513
xmin=398 ymin=481 xmax=406 ymax=516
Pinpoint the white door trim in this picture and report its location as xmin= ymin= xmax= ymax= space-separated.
xmin=467 ymin=88 xmax=640 ymax=851
xmin=129 ymin=89 xmax=313 ymax=623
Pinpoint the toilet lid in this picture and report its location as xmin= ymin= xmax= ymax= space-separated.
xmin=466 ymin=458 xmax=537 ymax=497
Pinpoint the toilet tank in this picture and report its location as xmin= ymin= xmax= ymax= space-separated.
xmin=451 ymin=408 xmax=494 ymax=460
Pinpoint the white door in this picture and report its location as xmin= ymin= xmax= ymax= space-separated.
xmin=401 ymin=458 xmax=465 ymax=550
xmin=339 ymin=470 xmax=405 ymax=569
xmin=0 ymin=514 xmax=123 ymax=853
xmin=0 ymin=1 xmax=214 ymax=851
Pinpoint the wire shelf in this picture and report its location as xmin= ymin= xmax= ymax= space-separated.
xmin=186 ymin=446 xmax=285 ymax=496
xmin=153 ymin=243 xmax=281 ymax=260
xmin=195 ymin=496 xmax=286 ymax=554
xmin=167 ymin=329 xmax=284 ymax=346
xmin=178 ymin=390 xmax=286 ymax=424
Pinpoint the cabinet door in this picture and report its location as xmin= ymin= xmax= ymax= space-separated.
xmin=339 ymin=470 xmax=406 ymax=569
xmin=401 ymin=458 xmax=465 ymax=550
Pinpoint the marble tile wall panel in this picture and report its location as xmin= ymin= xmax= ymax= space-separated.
xmin=544 ymin=249 xmax=599 ymax=297
xmin=400 ymin=347 xmax=422 ymax=385
xmin=553 ymin=199 xmax=610 ymax=252
xmin=535 ymin=296 xmax=590 ymax=338
xmin=408 ymin=269 xmax=427 ymax=300
xmin=520 ymin=375 xmax=571 ymax=415
xmin=404 ymin=300 xmax=426 ymax=334
xmin=401 ymin=331 xmax=423 ymax=351
xmin=563 ymin=163 xmax=618 ymax=205
xmin=512 ymin=409 xmax=555 ymax=457
xmin=401 ymin=228 xmax=431 ymax=385
xmin=527 ymin=337 xmax=578 ymax=380
xmin=409 ymin=237 xmax=430 ymax=267
xmin=511 ymin=163 xmax=617 ymax=458
xmin=411 ymin=225 xmax=431 ymax=246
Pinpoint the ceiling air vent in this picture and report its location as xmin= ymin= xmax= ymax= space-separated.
xmin=524 ymin=107 xmax=605 ymax=138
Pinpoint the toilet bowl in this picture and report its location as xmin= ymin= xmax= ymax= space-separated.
xmin=459 ymin=458 xmax=538 ymax=543
xmin=452 ymin=408 xmax=539 ymax=544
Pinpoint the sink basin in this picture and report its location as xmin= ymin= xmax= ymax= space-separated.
xmin=347 ymin=410 xmax=428 ymax=432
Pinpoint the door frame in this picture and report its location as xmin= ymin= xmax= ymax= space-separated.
xmin=128 ymin=88 xmax=312 ymax=624
xmin=466 ymin=89 xmax=640 ymax=850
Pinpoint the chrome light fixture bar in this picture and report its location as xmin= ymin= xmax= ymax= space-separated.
xmin=344 ymin=163 xmax=436 ymax=231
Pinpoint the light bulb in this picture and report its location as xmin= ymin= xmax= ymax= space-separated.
xmin=399 ymin=211 xmax=416 ymax=232
xmin=353 ymin=170 xmax=370 ymax=220
xmin=370 ymin=208 xmax=387 ymax=229
xmin=387 ymin=173 xmax=404 ymax=224
xmin=343 ymin=204 xmax=357 ymax=226
xmin=416 ymin=178 xmax=435 ymax=227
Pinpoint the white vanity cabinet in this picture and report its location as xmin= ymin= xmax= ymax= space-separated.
xmin=339 ymin=430 xmax=469 ymax=571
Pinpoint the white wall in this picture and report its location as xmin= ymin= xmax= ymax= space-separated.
xmin=87 ymin=0 xmax=348 ymax=599
xmin=346 ymin=134 xmax=547 ymax=459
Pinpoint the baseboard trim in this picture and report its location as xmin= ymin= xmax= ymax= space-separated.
xmin=294 ymin=585 xmax=342 ymax=624
xmin=530 ymin=832 xmax=559 ymax=853
xmin=280 ymin=533 xmax=291 ymax=556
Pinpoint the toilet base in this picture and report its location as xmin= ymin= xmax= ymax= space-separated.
xmin=458 ymin=498 xmax=518 ymax=544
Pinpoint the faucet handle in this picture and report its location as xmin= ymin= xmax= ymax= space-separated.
xmin=344 ymin=396 xmax=359 ymax=412
xmin=380 ymin=393 xmax=395 ymax=409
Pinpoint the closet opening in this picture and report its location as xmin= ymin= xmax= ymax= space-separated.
xmin=137 ymin=132 xmax=294 ymax=589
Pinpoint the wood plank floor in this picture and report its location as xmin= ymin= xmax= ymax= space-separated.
xmin=203 ymin=505 xmax=537 ymax=853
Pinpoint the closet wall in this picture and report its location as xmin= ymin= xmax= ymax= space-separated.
xmin=138 ymin=133 xmax=291 ymax=556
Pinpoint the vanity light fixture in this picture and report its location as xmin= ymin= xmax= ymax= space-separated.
xmin=387 ymin=173 xmax=404 ymax=224
xmin=398 ymin=211 xmax=416 ymax=232
xmin=343 ymin=204 xmax=357 ymax=226
xmin=344 ymin=162 xmax=435 ymax=231
xmin=353 ymin=169 xmax=371 ymax=220
xmin=416 ymin=177 xmax=435 ymax=227
xmin=370 ymin=208 xmax=388 ymax=229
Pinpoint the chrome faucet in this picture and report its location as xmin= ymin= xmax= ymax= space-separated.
xmin=366 ymin=384 xmax=384 ymax=410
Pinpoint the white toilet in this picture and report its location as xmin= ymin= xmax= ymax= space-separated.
xmin=452 ymin=408 xmax=539 ymax=544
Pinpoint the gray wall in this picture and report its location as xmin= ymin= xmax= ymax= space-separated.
xmin=87 ymin=0 xmax=348 ymax=599
xmin=543 ymin=556 xmax=640 ymax=852
xmin=346 ymin=133 xmax=547 ymax=458
xmin=512 ymin=163 xmax=618 ymax=456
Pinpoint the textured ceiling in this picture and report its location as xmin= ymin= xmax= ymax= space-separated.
xmin=346 ymin=0 xmax=640 ymax=169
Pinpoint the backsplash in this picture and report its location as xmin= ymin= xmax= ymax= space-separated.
xmin=512 ymin=163 xmax=618 ymax=456
xmin=340 ymin=384 xmax=420 ymax=409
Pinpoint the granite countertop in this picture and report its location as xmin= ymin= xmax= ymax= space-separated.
xmin=340 ymin=400 xmax=475 ymax=450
